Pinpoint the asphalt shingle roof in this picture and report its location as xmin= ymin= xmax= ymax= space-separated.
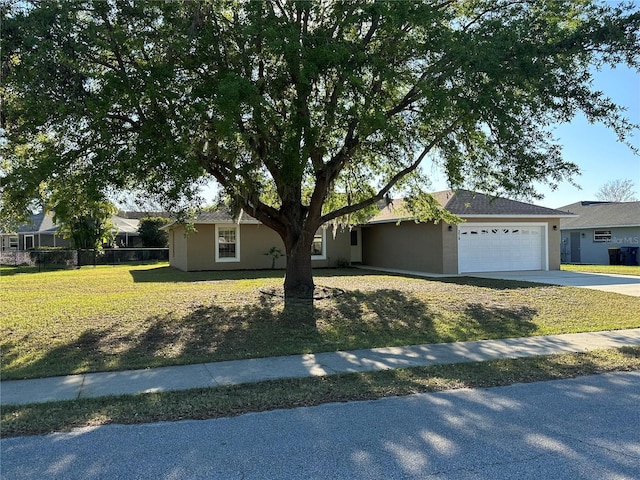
xmin=15 ymin=212 xmax=58 ymax=233
xmin=194 ymin=209 xmax=260 ymax=224
xmin=8 ymin=212 xmax=141 ymax=234
xmin=559 ymin=201 xmax=640 ymax=229
xmin=371 ymin=190 xmax=572 ymax=223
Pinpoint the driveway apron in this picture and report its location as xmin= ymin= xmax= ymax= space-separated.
xmin=466 ymin=270 xmax=640 ymax=297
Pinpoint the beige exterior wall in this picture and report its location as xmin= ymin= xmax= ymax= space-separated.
xmin=323 ymin=227 xmax=352 ymax=267
xmin=362 ymin=221 xmax=448 ymax=273
xmin=548 ymin=220 xmax=562 ymax=270
xmin=362 ymin=217 xmax=562 ymax=274
xmin=168 ymin=226 xmax=188 ymax=271
xmin=168 ymin=223 xmax=351 ymax=272
xmin=441 ymin=223 xmax=459 ymax=274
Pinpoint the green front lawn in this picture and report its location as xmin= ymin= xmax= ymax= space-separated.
xmin=2 ymin=264 xmax=639 ymax=380
xmin=562 ymin=264 xmax=640 ymax=276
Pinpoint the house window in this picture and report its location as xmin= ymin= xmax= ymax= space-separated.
xmin=9 ymin=236 xmax=18 ymax=249
xmin=311 ymin=228 xmax=326 ymax=260
xmin=215 ymin=225 xmax=240 ymax=262
xmin=593 ymin=230 xmax=612 ymax=242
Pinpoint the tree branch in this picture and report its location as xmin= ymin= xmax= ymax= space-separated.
xmin=320 ymin=119 xmax=461 ymax=224
xmin=99 ymin=11 xmax=147 ymax=124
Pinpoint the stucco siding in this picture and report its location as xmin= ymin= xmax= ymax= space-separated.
xmin=548 ymin=221 xmax=562 ymax=270
xmin=322 ymin=228 xmax=351 ymax=267
xmin=362 ymin=222 xmax=446 ymax=273
xmin=169 ymin=225 xmax=188 ymax=271
xmin=168 ymin=223 xmax=350 ymax=271
xmin=363 ymin=217 xmax=561 ymax=274
xmin=561 ymin=227 xmax=640 ymax=265
xmin=441 ymin=224 xmax=458 ymax=274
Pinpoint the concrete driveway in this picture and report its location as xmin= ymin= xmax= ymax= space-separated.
xmin=468 ymin=270 xmax=640 ymax=297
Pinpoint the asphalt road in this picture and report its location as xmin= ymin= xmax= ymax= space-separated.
xmin=2 ymin=372 xmax=639 ymax=480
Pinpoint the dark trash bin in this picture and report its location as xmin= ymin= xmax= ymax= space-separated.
xmin=608 ymin=247 xmax=621 ymax=265
xmin=621 ymin=246 xmax=639 ymax=266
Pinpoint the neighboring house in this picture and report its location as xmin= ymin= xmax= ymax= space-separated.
xmin=362 ymin=190 xmax=573 ymax=274
xmin=166 ymin=190 xmax=572 ymax=274
xmin=111 ymin=216 xmax=143 ymax=248
xmin=165 ymin=210 xmax=351 ymax=272
xmin=117 ymin=211 xmax=172 ymax=220
xmin=0 ymin=212 xmax=70 ymax=251
xmin=559 ymin=201 xmax=640 ymax=265
xmin=0 ymin=212 xmax=142 ymax=251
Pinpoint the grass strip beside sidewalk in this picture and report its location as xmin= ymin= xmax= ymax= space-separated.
xmin=3 ymin=346 xmax=639 ymax=438
xmin=561 ymin=264 xmax=640 ymax=276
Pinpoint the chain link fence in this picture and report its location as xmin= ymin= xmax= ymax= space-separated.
xmin=0 ymin=248 xmax=169 ymax=271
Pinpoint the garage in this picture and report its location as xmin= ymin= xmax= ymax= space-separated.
xmin=458 ymin=223 xmax=547 ymax=273
xmin=363 ymin=190 xmax=567 ymax=274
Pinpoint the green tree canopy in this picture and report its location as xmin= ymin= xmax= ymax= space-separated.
xmin=2 ymin=0 xmax=639 ymax=298
xmin=138 ymin=217 xmax=170 ymax=247
xmin=48 ymin=182 xmax=117 ymax=250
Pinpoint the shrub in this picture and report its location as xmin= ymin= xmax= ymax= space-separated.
xmin=138 ymin=217 xmax=171 ymax=247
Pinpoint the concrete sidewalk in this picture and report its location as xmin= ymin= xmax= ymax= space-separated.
xmin=3 ymin=328 xmax=640 ymax=406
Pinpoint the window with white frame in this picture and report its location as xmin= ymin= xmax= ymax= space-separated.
xmin=215 ymin=225 xmax=240 ymax=262
xmin=9 ymin=236 xmax=18 ymax=249
xmin=593 ymin=230 xmax=612 ymax=242
xmin=311 ymin=228 xmax=326 ymax=260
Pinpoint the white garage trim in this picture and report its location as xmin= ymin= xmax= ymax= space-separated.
xmin=458 ymin=222 xmax=549 ymax=273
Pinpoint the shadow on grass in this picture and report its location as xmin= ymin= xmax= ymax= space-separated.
xmin=0 ymin=330 xmax=112 ymax=381
xmin=4 ymin=347 xmax=639 ymax=438
xmin=437 ymin=275 xmax=547 ymax=290
xmin=2 ymin=285 xmax=539 ymax=380
xmin=0 ymin=266 xmax=41 ymax=277
xmin=2 ymin=293 xmax=321 ymax=379
xmin=341 ymin=268 xmax=550 ymax=290
xmin=346 ymin=345 xmax=640 ymax=395
xmin=129 ymin=266 xmax=287 ymax=283
xmin=129 ymin=266 xmax=384 ymax=283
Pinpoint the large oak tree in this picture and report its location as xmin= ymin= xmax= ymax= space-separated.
xmin=2 ymin=0 xmax=639 ymax=297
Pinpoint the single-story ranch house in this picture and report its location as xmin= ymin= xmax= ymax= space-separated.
xmin=166 ymin=190 xmax=574 ymax=274
xmin=559 ymin=201 xmax=640 ymax=265
xmin=166 ymin=209 xmax=352 ymax=272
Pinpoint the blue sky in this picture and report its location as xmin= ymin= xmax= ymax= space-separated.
xmin=525 ymin=65 xmax=639 ymax=208
xmin=426 ymin=64 xmax=640 ymax=208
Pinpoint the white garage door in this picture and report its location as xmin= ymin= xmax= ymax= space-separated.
xmin=458 ymin=225 xmax=546 ymax=273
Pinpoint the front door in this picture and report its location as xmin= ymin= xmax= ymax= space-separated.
xmin=350 ymin=228 xmax=362 ymax=264
xmin=570 ymin=232 xmax=581 ymax=263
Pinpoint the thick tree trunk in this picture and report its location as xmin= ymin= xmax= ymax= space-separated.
xmin=283 ymin=230 xmax=315 ymax=300
xmin=280 ymin=228 xmax=317 ymax=328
